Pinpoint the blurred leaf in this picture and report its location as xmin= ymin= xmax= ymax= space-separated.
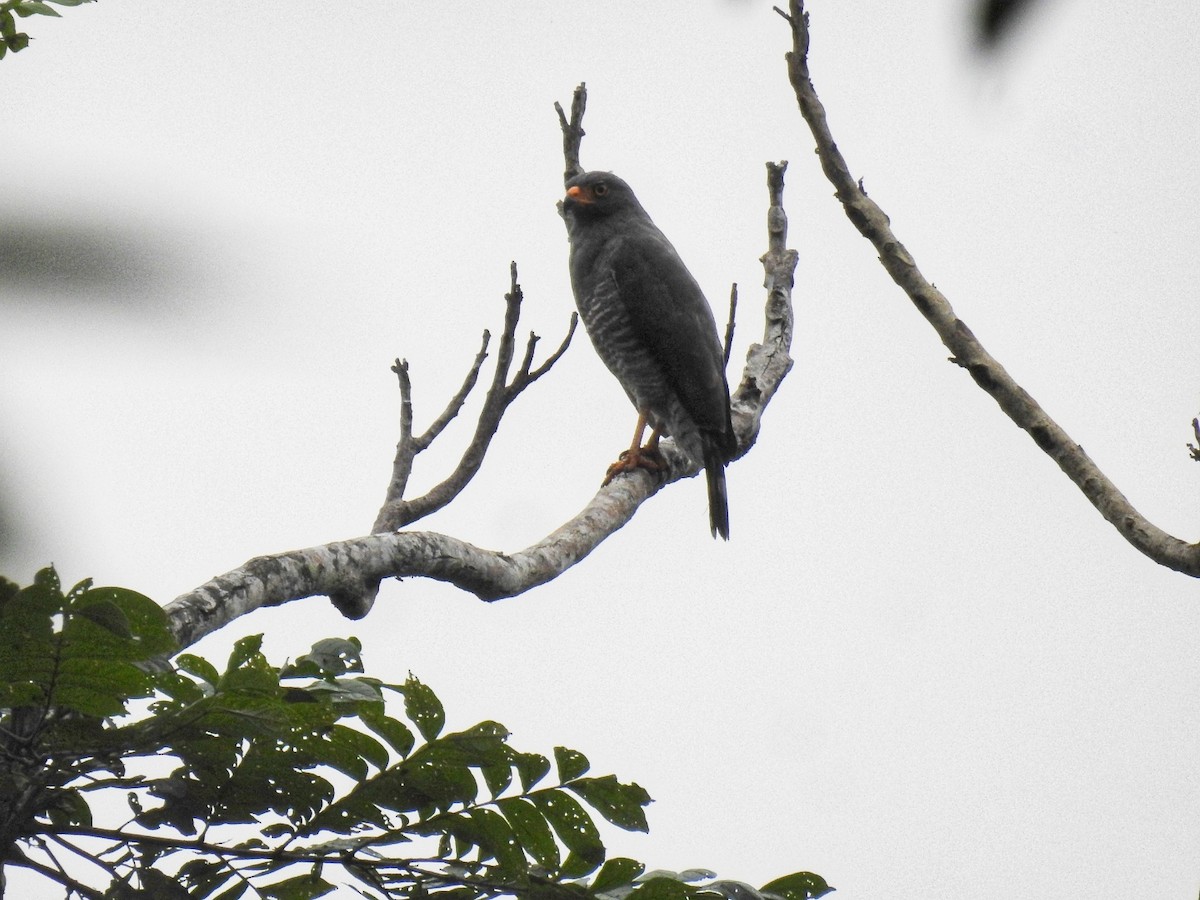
xmin=14 ymin=1 xmax=61 ymax=17
xmin=258 ymin=872 xmax=336 ymax=900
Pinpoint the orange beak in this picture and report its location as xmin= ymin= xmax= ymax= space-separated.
xmin=566 ymin=185 xmax=593 ymax=204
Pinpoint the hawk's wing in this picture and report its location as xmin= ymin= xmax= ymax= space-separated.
xmin=601 ymin=225 xmax=730 ymax=436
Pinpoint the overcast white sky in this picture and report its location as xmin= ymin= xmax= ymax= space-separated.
xmin=3 ymin=2 xmax=1199 ymax=898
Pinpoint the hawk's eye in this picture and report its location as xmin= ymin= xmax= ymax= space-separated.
xmin=593 ymin=183 xmax=609 ymax=197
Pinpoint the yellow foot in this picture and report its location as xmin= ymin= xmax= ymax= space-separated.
xmin=602 ymin=446 xmax=667 ymax=486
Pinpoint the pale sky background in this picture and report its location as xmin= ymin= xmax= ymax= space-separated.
xmin=2 ymin=2 xmax=1199 ymax=898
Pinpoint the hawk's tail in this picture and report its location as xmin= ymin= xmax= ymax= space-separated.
xmin=703 ymin=438 xmax=730 ymax=541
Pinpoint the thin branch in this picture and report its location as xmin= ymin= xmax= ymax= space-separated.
xmin=164 ymin=159 xmax=797 ymax=647
xmin=554 ymin=82 xmax=587 ymax=183
xmin=342 ymin=264 xmax=576 ymax=617
xmin=778 ymin=0 xmax=1200 ymax=576
xmin=723 ymin=284 xmax=738 ymax=366
xmin=5 ymin=843 xmax=105 ymax=900
xmin=416 ymin=337 xmax=491 ymax=449
xmin=372 ymin=333 xmax=491 ymax=531
xmin=370 ymin=265 xmax=575 ymax=537
xmin=517 ymin=312 xmax=579 ymax=388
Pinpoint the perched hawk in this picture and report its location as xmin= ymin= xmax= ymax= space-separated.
xmin=562 ymin=171 xmax=737 ymax=539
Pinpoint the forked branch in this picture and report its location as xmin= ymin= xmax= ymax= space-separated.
xmin=163 ymin=88 xmax=797 ymax=648
xmin=775 ymin=0 xmax=1200 ymax=577
xmin=371 ymin=263 xmax=577 ymax=536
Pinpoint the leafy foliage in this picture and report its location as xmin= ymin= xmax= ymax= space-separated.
xmin=0 ymin=568 xmax=831 ymax=899
xmin=0 ymin=0 xmax=94 ymax=60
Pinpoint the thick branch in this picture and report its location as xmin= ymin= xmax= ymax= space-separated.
xmin=164 ymin=160 xmax=797 ymax=647
xmin=777 ymin=0 xmax=1200 ymax=577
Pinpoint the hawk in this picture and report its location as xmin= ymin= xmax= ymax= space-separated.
xmin=563 ymin=171 xmax=737 ymax=539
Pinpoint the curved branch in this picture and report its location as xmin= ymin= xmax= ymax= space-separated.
xmin=164 ymin=159 xmax=797 ymax=648
xmin=775 ymin=0 xmax=1200 ymax=577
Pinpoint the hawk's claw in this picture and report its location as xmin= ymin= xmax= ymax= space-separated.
xmin=602 ymin=446 xmax=666 ymax=486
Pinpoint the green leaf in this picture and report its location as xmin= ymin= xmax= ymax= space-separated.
xmin=45 ymin=788 xmax=92 ymax=829
xmin=0 ymin=568 xmax=170 ymax=718
xmin=554 ymin=746 xmax=590 ymax=781
xmin=512 ymin=751 xmax=551 ymax=792
xmin=178 ymin=857 xmax=233 ymax=897
xmin=439 ymin=721 xmax=510 ymax=767
xmin=359 ymin=703 xmax=415 ymax=757
xmin=1 ymin=12 xmax=16 ymax=36
xmin=79 ymin=585 xmax=175 ymax=656
xmin=397 ymin=675 xmax=444 ymax=741
xmin=325 ymin=722 xmax=389 ymax=776
xmin=464 ymin=807 xmax=527 ymax=873
xmin=135 ymin=869 xmax=193 ymax=899
xmin=590 ymin=857 xmax=646 ymax=893
xmin=258 ymin=872 xmax=337 ymax=900
xmin=213 ymin=882 xmax=250 ymax=900
xmin=225 ymin=634 xmax=266 ymax=671
xmin=565 ymin=775 xmax=652 ymax=832
xmin=627 ymin=877 xmax=696 ymax=900
xmin=529 ymin=789 xmax=604 ymax=876
xmin=760 ymin=873 xmax=835 ymax=900
xmin=481 ymin=753 xmax=514 ymax=799
xmin=15 ymin=1 xmax=61 ymax=18
xmin=497 ymin=796 xmax=559 ymax=870
xmin=176 ymin=653 xmax=221 ymax=687
xmin=46 ymin=0 xmax=94 ymax=5
xmin=282 ymin=637 xmax=364 ymax=679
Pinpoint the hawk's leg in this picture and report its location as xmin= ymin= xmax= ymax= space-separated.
xmin=603 ymin=412 xmax=667 ymax=485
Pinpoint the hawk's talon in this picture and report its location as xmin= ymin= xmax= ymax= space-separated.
xmin=601 ymin=446 xmax=666 ymax=486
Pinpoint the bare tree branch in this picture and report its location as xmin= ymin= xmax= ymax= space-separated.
xmin=723 ymin=284 xmax=738 ymax=367
xmin=372 ymin=334 xmax=491 ymax=524
xmin=324 ymin=264 xmax=581 ymax=617
xmin=775 ymin=0 xmax=1200 ymax=577
xmin=164 ymin=152 xmax=798 ymax=648
xmin=370 ymin=264 xmax=575 ymax=538
xmin=554 ymin=82 xmax=587 ymax=184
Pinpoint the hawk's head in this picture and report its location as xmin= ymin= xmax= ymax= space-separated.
xmin=563 ymin=171 xmax=643 ymax=222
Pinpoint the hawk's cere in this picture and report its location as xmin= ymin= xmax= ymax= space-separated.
xmin=562 ymin=171 xmax=737 ymax=539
